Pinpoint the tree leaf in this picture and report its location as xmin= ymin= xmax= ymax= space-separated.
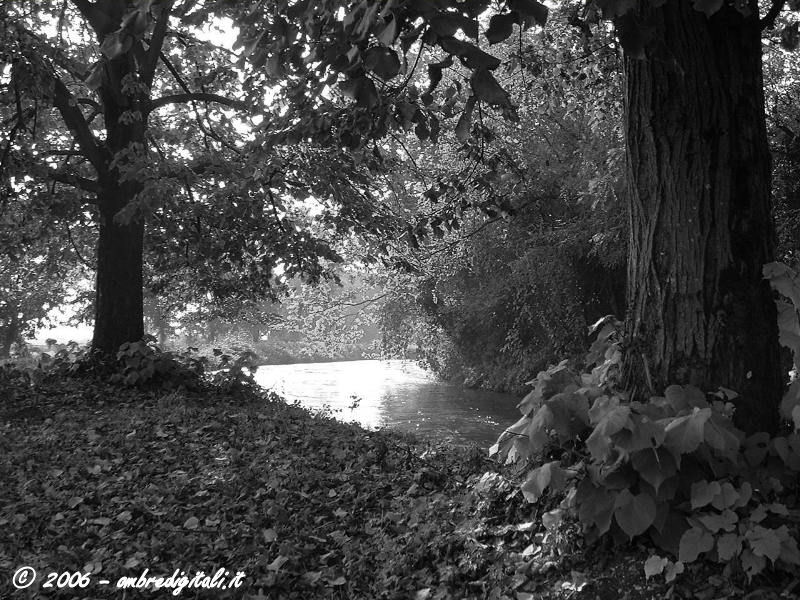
xmin=717 ymin=532 xmax=742 ymax=561
xmin=703 ymin=413 xmax=741 ymax=459
xmin=594 ymin=0 xmax=636 ymax=19
xmin=376 ymin=16 xmax=398 ymax=46
xmin=586 ymin=404 xmax=630 ymax=461
xmin=430 ymin=14 xmax=478 ymax=39
xmin=541 ymin=508 xmax=563 ymax=530
xmin=678 ymin=526 xmax=714 ymax=562
xmin=665 ymin=384 xmax=708 ymax=410
xmin=690 ymin=480 xmax=720 ymax=509
xmin=746 ymin=526 xmax=782 ymax=561
xmin=781 ymin=22 xmax=800 ymax=51
xmin=643 ymin=555 xmax=667 ymax=580
xmin=616 ymin=414 xmax=665 ymax=454
xmin=781 ymin=379 xmax=800 ymax=421
xmin=520 ymin=460 xmax=564 ymax=503
xmin=664 ymin=560 xmax=684 ymax=583
xmin=547 ymin=391 xmax=591 ymax=441
xmin=439 ymin=37 xmax=501 ymax=70
xmin=710 ymin=482 xmax=739 ymax=511
xmin=100 ymin=30 xmax=132 ymax=59
xmin=364 ymin=47 xmax=400 ymax=79
xmin=508 ymin=0 xmax=548 ymax=26
xmin=631 ymin=447 xmax=676 ymax=493
xmin=577 ymin=479 xmax=616 ymax=535
xmin=614 ymin=489 xmax=656 ymax=538
xmin=588 ymin=395 xmax=620 ymax=425
xmin=764 ymin=262 xmax=800 ymax=308
xmin=776 ymin=526 xmax=800 ymax=565
xmin=425 ymin=55 xmax=453 ymax=95
xmin=740 ymin=548 xmax=766 ymax=579
xmin=697 ymin=509 xmax=738 ymax=533
xmin=663 ymin=407 xmax=711 ymax=456
xmin=455 ymin=96 xmax=476 ymax=143
xmin=485 ymin=12 xmax=518 ymax=44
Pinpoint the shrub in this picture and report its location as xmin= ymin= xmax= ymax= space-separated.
xmin=491 ymin=311 xmax=800 ymax=583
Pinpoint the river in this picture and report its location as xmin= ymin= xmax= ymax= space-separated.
xmin=253 ymin=359 xmax=522 ymax=447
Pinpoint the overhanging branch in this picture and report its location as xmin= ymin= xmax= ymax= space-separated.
xmin=149 ymin=92 xmax=249 ymax=113
xmin=143 ymin=0 xmax=173 ymax=86
xmin=49 ymin=171 xmax=101 ymax=195
xmin=70 ymin=0 xmax=114 ymax=35
xmin=761 ymin=0 xmax=786 ymax=30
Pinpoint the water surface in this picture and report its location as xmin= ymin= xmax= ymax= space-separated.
xmin=253 ymin=360 xmax=521 ymax=447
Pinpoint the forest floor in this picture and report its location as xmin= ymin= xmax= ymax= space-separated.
xmin=1 ymin=375 xmax=794 ymax=600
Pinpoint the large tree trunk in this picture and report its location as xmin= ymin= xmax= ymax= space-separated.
xmin=92 ymin=184 xmax=145 ymax=354
xmin=623 ymin=0 xmax=783 ymax=434
xmin=91 ymin=52 xmax=147 ymax=355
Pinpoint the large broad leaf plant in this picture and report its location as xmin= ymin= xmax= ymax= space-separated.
xmin=491 ymin=295 xmax=800 ymax=582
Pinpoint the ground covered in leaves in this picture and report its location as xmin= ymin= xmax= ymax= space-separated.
xmin=1 ymin=374 xmax=792 ymax=599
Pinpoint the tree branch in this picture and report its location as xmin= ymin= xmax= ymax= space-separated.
xmin=143 ymin=0 xmax=173 ymax=86
xmin=149 ymin=92 xmax=249 ymax=113
xmin=49 ymin=171 xmax=101 ymax=195
xmin=50 ymin=75 xmax=106 ymax=173
xmin=70 ymin=0 xmax=113 ymax=35
xmin=159 ymin=50 xmax=192 ymax=93
xmin=761 ymin=0 xmax=786 ymax=30
xmin=43 ymin=149 xmax=87 ymax=157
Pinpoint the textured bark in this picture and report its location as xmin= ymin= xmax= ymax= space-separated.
xmin=91 ymin=51 xmax=146 ymax=355
xmin=92 ymin=185 xmax=145 ymax=354
xmin=623 ymin=0 xmax=782 ymax=434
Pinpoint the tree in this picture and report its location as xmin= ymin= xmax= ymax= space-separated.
xmin=240 ymin=0 xmax=796 ymax=433
xmin=2 ymin=1 xmax=396 ymax=354
xmin=618 ymin=0 xmax=787 ymax=434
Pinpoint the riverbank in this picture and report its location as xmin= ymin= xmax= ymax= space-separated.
xmin=0 ymin=373 xmax=780 ymax=599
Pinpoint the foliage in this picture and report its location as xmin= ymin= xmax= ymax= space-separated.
xmin=372 ymin=3 xmax=627 ymax=392
xmin=1 ymin=0 xmax=403 ymax=352
xmin=763 ymin=261 xmax=800 ymax=427
xmin=111 ymin=338 xmax=207 ymax=389
xmin=491 ymin=313 xmax=800 ymax=584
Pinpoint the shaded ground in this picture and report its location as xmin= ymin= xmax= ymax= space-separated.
xmin=0 ymin=375 xmax=793 ymax=599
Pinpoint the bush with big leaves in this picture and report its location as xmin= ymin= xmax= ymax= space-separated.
xmin=491 ymin=316 xmax=800 ymax=583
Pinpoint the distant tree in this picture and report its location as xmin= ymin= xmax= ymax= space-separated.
xmin=1 ymin=0 xmax=397 ymax=354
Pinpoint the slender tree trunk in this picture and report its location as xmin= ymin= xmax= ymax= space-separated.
xmin=1 ymin=314 xmax=20 ymax=358
xmin=0 ymin=328 xmax=15 ymax=358
xmin=623 ymin=0 xmax=782 ymax=434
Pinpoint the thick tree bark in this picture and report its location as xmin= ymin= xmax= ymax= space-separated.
xmin=92 ymin=184 xmax=145 ymax=354
xmin=90 ymin=51 xmax=147 ymax=355
xmin=623 ymin=0 xmax=783 ymax=434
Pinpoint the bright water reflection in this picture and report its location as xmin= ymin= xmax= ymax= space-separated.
xmin=253 ymin=359 xmax=521 ymax=447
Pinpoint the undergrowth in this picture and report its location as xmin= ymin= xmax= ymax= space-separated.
xmin=489 ymin=262 xmax=800 ymax=587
